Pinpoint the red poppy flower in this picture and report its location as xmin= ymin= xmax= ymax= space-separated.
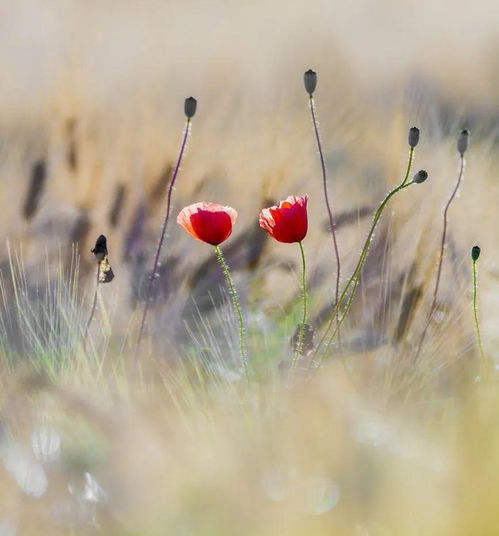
xmin=177 ymin=202 xmax=238 ymax=246
xmin=259 ymin=195 xmax=308 ymax=243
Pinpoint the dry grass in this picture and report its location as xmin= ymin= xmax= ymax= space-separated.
xmin=1 ymin=1 xmax=499 ymax=534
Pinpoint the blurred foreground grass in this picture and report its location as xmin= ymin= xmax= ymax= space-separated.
xmin=2 ymin=0 xmax=499 ymax=533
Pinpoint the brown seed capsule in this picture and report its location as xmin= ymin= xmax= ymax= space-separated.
xmin=304 ymin=69 xmax=317 ymax=95
xmin=457 ymin=129 xmax=470 ymax=155
xmin=413 ymin=169 xmax=428 ymax=184
xmin=184 ymin=97 xmax=197 ymax=119
xmin=408 ymin=126 xmax=420 ymax=148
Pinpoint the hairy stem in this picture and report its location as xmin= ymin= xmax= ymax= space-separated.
xmin=472 ymin=259 xmax=487 ymax=371
xmin=309 ymin=95 xmax=341 ymax=337
xmin=214 ymin=245 xmax=250 ymax=382
xmin=415 ymin=153 xmax=465 ymax=359
xmin=292 ymin=241 xmax=308 ymax=367
xmin=312 ymin=148 xmax=415 ymax=365
xmin=134 ymin=119 xmax=191 ymax=362
xmin=83 ymin=263 xmax=100 ymax=350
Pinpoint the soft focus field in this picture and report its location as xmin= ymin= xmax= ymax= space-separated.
xmin=1 ymin=1 xmax=499 ymax=534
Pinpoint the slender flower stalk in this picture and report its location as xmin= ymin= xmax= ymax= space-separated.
xmin=292 ymin=241 xmax=308 ymax=366
xmin=214 ymin=245 xmax=249 ymax=380
xmin=471 ymin=245 xmax=488 ymax=371
xmin=415 ymin=131 xmax=468 ymax=359
xmin=305 ymin=70 xmax=341 ymax=336
xmin=177 ymin=201 xmax=250 ymax=381
xmin=312 ymin=145 xmax=420 ymax=364
xmin=259 ymin=195 xmax=309 ymax=364
xmin=83 ymin=263 xmax=100 ymax=349
xmin=84 ymin=235 xmax=115 ymax=350
xmin=134 ymin=98 xmax=196 ymax=362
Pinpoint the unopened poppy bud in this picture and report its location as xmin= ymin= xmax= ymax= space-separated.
xmin=304 ymin=69 xmax=317 ymax=95
xmin=413 ymin=169 xmax=428 ymax=184
xmin=184 ymin=97 xmax=197 ymax=119
xmin=408 ymin=126 xmax=420 ymax=148
xmin=457 ymin=129 xmax=469 ymax=155
xmin=471 ymin=245 xmax=481 ymax=262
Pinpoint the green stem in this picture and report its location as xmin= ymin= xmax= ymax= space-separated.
xmin=293 ymin=241 xmax=308 ymax=366
xmin=312 ymin=148 xmax=415 ymax=365
xmin=214 ymin=245 xmax=250 ymax=381
xmin=472 ymin=259 xmax=487 ymax=371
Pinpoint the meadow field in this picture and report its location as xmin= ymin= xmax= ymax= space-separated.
xmin=1 ymin=1 xmax=499 ymax=534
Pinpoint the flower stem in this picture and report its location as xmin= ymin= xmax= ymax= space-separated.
xmin=309 ymin=95 xmax=341 ymax=338
xmin=214 ymin=245 xmax=250 ymax=382
xmin=83 ymin=262 xmax=100 ymax=351
xmin=134 ymin=119 xmax=191 ymax=363
xmin=292 ymin=241 xmax=308 ymax=366
xmin=312 ymin=147 xmax=415 ymax=365
xmin=415 ymin=152 xmax=465 ymax=359
xmin=472 ymin=257 xmax=488 ymax=371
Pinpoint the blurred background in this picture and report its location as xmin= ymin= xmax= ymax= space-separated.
xmin=2 ymin=1 xmax=499 ymax=534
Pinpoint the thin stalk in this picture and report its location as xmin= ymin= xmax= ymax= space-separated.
xmin=134 ymin=119 xmax=191 ymax=362
xmin=309 ymin=95 xmax=341 ymax=336
xmin=312 ymin=148 xmax=415 ymax=364
xmin=214 ymin=245 xmax=250 ymax=382
xmin=292 ymin=241 xmax=308 ymax=367
xmin=83 ymin=263 xmax=100 ymax=349
xmin=472 ymin=259 xmax=487 ymax=370
xmin=415 ymin=153 xmax=465 ymax=359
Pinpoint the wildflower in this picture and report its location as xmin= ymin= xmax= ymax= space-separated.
xmin=177 ymin=202 xmax=237 ymax=245
xmin=177 ymin=200 xmax=249 ymax=379
xmin=260 ymin=195 xmax=309 ymax=365
xmin=304 ymin=69 xmax=317 ymax=96
xmin=408 ymin=126 xmax=420 ymax=148
xmin=259 ymin=195 xmax=308 ymax=243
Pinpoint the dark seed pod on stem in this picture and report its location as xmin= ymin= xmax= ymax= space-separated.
xmin=413 ymin=169 xmax=428 ymax=184
xmin=408 ymin=126 xmax=420 ymax=148
xmin=304 ymin=69 xmax=317 ymax=95
xmin=184 ymin=97 xmax=197 ymax=119
xmin=457 ymin=129 xmax=470 ymax=155
xmin=472 ymin=245 xmax=481 ymax=262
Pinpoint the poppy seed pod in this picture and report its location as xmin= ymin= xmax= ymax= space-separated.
xmin=413 ymin=169 xmax=428 ymax=184
xmin=304 ymin=69 xmax=317 ymax=95
xmin=408 ymin=126 xmax=420 ymax=148
xmin=472 ymin=245 xmax=481 ymax=262
xmin=184 ymin=97 xmax=197 ymax=119
xmin=457 ymin=129 xmax=470 ymax=155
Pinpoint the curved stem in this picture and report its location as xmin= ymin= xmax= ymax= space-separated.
xmin=309 ymin=96 xmax=341 ymax=336
xmin=292 ymin=241 xmax=308 ymax=366
xmin=415 ymin=153 xmax=465 ymax=359
xmin=472 ymin=259 xmax=487 ymax=371
xmin=312 ymin=148 xmax=415 ymax=365
xmin=214 ymin=245 xmax=250 ymax=382
xmin=134 ymin=119 xmax=191 ymax=362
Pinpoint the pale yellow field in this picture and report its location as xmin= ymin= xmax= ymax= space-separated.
xmin=1 ymin=1 xmax=499 ymax=534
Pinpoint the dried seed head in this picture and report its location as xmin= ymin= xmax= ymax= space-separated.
xmin=184 ymin=97 xmax=197 ymax=119
xmin=457 ymin=129 xmax=470 ymax=155
xmin=91 ymin=235 xmax=108 ymax=261
xmin=304 ymin=69 xmax=317 ymax=96
xmin=408 ymin=126 xmax=420 ymax=148
xmin=472 ymin=245 xmax=481 ymax=262
xmin=413 ymin=169 xmax=428 ymax=184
